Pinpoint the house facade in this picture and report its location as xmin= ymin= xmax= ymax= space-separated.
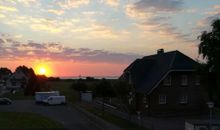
xmin=120 ymin=49 xmax=207 ymax=115
xmin=0 ymin=70 xmax=12 ymax=92
xmin=6 ymin=70 xmax=28 ymax=90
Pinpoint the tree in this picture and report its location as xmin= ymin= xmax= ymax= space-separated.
xmin=24 ymin=68 xmax=37 ymax=96
xmin=72 ymin=79 xmax=88 ymax=92
xmin=198 ymin=19 xmax=220 ymax=77
xmin=0 ymin=67 xmax=12 ymax=79
xmin=15 ymin=65 xmax=30 ymax=75
xmin=198 ymin=19 xmax=220 ymax=105
xmin=95 ymin=78 xmax=116 ymax=115
xmin=95 ymin=78 xmax=116 ymax=98
xmin=0 ymin=67 xmax=12 ymax=75
xmin=36 ymin=75 xmax=50 ymax=92
xmin=114 ymin=80 xmax=135 ymax=119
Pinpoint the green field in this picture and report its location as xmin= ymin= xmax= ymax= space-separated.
xmin=48 ymin=80 xmax=76 ymax=103
xmin=0 ymin=111 xmax=66 ymax=130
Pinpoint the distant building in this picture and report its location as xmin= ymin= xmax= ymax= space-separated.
xmin=6 ymin=70 xmax=28 ymax=90
xmin=120 ymin=49 xmax=207 ymax=115
xmin=0 ymin=70 xmax=12 ymax=92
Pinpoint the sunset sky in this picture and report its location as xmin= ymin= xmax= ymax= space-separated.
xmin=0 ymin=0 xmax=220 ymax=77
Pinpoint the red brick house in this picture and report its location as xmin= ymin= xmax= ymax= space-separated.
xmin=120 ymin=49 xmax=207 ymax=115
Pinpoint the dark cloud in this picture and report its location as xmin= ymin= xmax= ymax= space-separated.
xmin=0 ymin=34 xmax=141 ymax=64
xmin=126 ymin=0 xmax=191 ymax=42
xmin=139 ymin=20 xmax=191 ymax=42
xmin=133 ymin=0 xmax=183 ymax=12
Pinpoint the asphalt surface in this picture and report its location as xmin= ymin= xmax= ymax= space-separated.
xmin=0 ymin=100 xmax=100 ymax=130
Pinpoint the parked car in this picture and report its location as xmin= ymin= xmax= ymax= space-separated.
xmin=0 ymin=98 xmax=12 ymax=105
xmin=43 ymin=96 xmax=66 ymax=105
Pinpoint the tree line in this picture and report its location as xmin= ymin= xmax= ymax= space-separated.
xmin=72 ymin=78 xmax=135 ymax=115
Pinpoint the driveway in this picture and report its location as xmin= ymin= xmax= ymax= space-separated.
xmin=0 ymin=100 xmax=100 ymax=130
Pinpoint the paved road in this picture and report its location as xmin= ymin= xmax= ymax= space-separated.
xmin=0 ymin=100 xmax=100 ymax=130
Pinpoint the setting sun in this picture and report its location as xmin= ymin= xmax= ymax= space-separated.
xmin=39 ymin=67 xmax=46 ymax=75
xmin=34 ymin=62 xmax=52 ymax=76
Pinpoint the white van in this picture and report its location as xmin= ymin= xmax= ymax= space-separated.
xmin=35 ymin=91 xmax=60 ymax=103
xmin=43 ymin=96 xmax=66 ymax=105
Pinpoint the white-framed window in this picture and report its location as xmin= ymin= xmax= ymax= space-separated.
xmin=179 ymin=95 xmax=188 ymax=104
xmin=195 ymin=75 xmax=200 ymax=85
xmin=163 ymin=76 xmax=171 ymax=86
xmin=181 ymin=75 xmax=188 ymax=86
xmin=159 ymin=95 xmax=167 ymax=104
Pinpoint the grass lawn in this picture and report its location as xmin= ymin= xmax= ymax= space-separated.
xmin=79 ymin=103 xmax=149 ymax=130
xmin=48 ymin=80 xmax=76 ymax=103
xmin=0 ymin=90 xmax=33 ymax=100
xmin=0 ymin=111 xmax=66 ymax=130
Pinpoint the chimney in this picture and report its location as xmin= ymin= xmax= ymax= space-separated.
xmin=157 ymin=49 xmax=164 ymax=55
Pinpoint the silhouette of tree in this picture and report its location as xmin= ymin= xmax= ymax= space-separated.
xmin=15 ymin=65 xmax=30 ymax=75
xmin=198 ymin=19 xmax=220 ymax=76
xmin=85 ymin=76 xmax=96 ymax=81
xmin=114 ymin=80 xmax=135 ymax=119
xmin=24 ymin=68 xmax=37 ymax=96
xmin=72 ymin=79 xmax=88 ymax=92
xmin=0 ymin=67 xmax=12 ymax=79
xmin=95 ymin=78 xmax=116 ymax=115
xmin=48 ymin=77 xmax=60 ymax=81
xmin=0 ymin=67 xmax=12 ymax=75
xmin=198 ymin=19 xmax=220 ymax=104
xmin=36 ymin=75 xmax=49 ymax=92
xmin=95 ymin=78 xmax=116 ymax=98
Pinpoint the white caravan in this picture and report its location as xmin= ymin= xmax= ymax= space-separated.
xmin=43 ymin=96 xmax=66 ymax=105
xmin=35 ymin=91 xmax=59 ymax=103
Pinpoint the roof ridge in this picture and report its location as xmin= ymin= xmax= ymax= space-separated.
xmin=169 ymin=50 xmax=177 ymax=69
xmin=143 ymin=50 xmax=177 ymax=58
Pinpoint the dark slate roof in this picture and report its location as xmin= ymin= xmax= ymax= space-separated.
xmin=122 ymin=50 xmax=199 ymax=94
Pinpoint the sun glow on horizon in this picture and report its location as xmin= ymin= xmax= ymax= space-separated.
xmin=39 ymin=67 xmax=46 ymax=75
xmin=34 ymin=63 xmax=52 ymax=76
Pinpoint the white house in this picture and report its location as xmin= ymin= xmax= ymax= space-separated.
xmin=0 ymin=73 xmax=11 ymax=93
xmin=6 ymin=70 xmax=28 ymax=90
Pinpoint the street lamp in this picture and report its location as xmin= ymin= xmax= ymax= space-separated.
xmin=136 ymin=111 xmax=142 ymax=130
xmin=207 ymin=101 xmax=214 ymax=130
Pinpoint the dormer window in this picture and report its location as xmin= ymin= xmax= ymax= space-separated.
xmin=163 ymin=76 xmax=171 ymax=86
xmin=181 ymin=75 xmax=188 ymax=86
xmin=195 ymin=75 xmax=200 ymax=85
